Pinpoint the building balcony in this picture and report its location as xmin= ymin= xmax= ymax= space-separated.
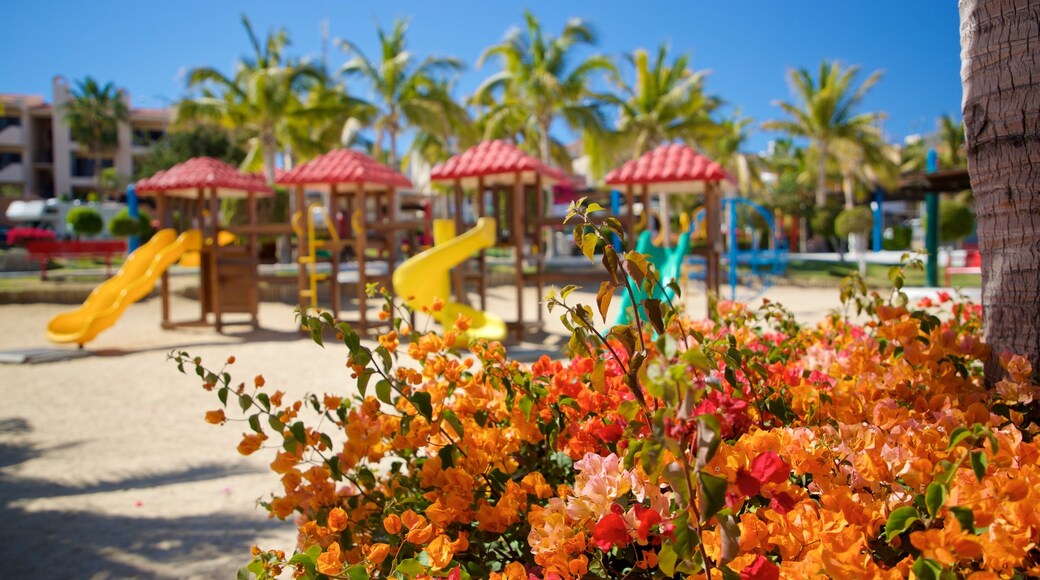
xmin=0 ymin=125 xmax=25 ymax=148
xmin=0 ymin=162 xmax=26 ymax=183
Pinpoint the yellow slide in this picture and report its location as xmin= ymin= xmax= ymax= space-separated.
xmin=46 ymin=229 xmax=202 ymax=346
xmin=393 ymin=217 xmax=507 ymax=344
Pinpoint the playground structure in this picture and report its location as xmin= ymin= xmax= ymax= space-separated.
xmin=393 ymin=217 xmax=507 ymax=343
xmin=45 ymin=157 xmax=272 ymax=345
xmin=45 ymin=229 xmax=201 ymax=345
xmin=720 ymin=197 xmax=789 ymax=300
xmin=135 ymin=157 xmax=272 ymax=332
xmin=427 ymin=140 xmax=573 ymax=340
xmin=604 ymin=143 xmax=726 ymax=322
xmin=276 ymin=149 xmax=419 ymax=334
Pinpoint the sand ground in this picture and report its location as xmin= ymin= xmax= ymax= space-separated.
xmin=0 ymin=280 xmax=847 ymax=579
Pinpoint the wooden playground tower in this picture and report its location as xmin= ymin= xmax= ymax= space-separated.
xmin=275 ymin=149 xmax=417 ymax=334
xmin=604 ymin=143 xmax=726 ymax=302
xmin=429 ymin=140 xmax=570 ymax=339
xmin=135 ymin=157 xmax=272 ymax=331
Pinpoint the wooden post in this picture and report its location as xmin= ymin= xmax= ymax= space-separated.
xmin=625 ymin=184 xmax=635 ymax=241
xmin=640 ymin=183 xmax=650 ymax=235
xmin=356 ymin=182 xmax=368 ymax=333
xmin=248 ymin=191 xmax=259 ymax=327
xmin=330 ymin=184 xmax=341 ymax=317
xmin=452 ymin=179 xmax=466 ymax=305
xmin=705 ymin=182 xmax=721 ymax=299
xmin=209 ymin=186 xmax=222 ymax=332
xmin=295 ymin=185 xmax=308 ymax=314
xmin=477 ymin=176 xmax=487 ymax=311
xmin=534 ymin=172 xmax=544 ymax=325
xmin=512 ymin=173 xmax=524 ymax=339
xmin=158 ymin=192 xmax=171 ymax=328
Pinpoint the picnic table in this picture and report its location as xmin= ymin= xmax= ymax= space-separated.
xmin=24 ymin=239 xmax=127 ymax=280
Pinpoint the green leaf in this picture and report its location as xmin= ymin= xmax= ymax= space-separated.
xmin=357 ymin=368 xmax=374 ymax=397
xmin=885 ymin=506 xmax=921 ymax=542
xmin=581 ymin=232 xmax=599 ymax=261
xmin=949 ymin=506 xmax=976 ymax=534
xmin=345 ymin=565 xmax=370 ymax=579
xmin=911 ymin=557 xmax=945 ymax=580
xmin=586 ymin=202 xmax=604 ymax=213
xmin=239 ymin=394 xmax=253 ymax=412
xmin=596 ymin=281 xmax=615 ymax=322
xmin=697 ymin=472 xmax=728 ymax=522
xmin=560 ymin=284 xmax=578 ymax=299
xmin=268 ymin=416 xmax=285 ymax=432
xmin=247 ymin=414 xmax=261 ymax=433
xmin=411 ymin=391 xmax=433 ymax=420
xmin=591 ymin=360 xmax=606 ymax=393
xmin=395 ymin=558 xmax=425 ymax=578
xmin=218 ymin=387 xmax=229 ymax=406
xmin=438 ymin=443 xmax=456 ymax=468
xmin=518 ymin=395 xmax=534 ymax=420
xmin=970 ymin=451 xmax=988 ymax=483
xmin=658 ymin=544 xmax=678 ymax=576
xmin=237 ymin=566 xmax=252 ymax=580
xmin=290 ymin=421 xmax=307 ymax=444
xmin=375 ymin=380 xmax=392 ymax=405
xmin=946 ymin=426 xmax=972 ymax=450
xmin=441 ymin=409 xmax=464 ymax=438
xmin=644 ymin=298 xmax=665 ymax=334
xmin=925 ymin=482 xmax=947 ymax=518
xmin=308 ymin=317 xmax=324 ymax=347
xmin=624 ymin=252 xmax=649 ymax=285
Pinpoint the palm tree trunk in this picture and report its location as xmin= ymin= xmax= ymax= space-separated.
xmin=389 ymin=128 xmax=398 ymax=169
xmin=815 ymin=139 xmax=829 ymax=207
xmin=538 ymin=116 xmax=552 ymax=164
xmin=842 ymin=174 xmax=855 ymax=210
xmin=961 ymin=0 xmax=1040 ymax=383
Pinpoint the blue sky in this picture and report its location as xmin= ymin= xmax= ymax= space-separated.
xmin=2 ymin=1 xmax=962 ymax=153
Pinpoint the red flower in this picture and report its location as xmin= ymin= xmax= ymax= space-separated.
xmin=769 ymin=491 xmax=797 ymax=514
xmin=741 ymin=555 xmax=780 ymax=580
xmin=736 ymin=468 xmax=761 ymax=497
xmin=749 ymin=452 xmax=790 ymax=485
xmin=447 ymin=567 xmax=462 ymax=580
xmin=597 ymin=422 xmax=624 ymax=443
xmin=633 ymin=505 xmax=662 ymax=541
xmin=592 ymin=512 xmax=630 ymax=551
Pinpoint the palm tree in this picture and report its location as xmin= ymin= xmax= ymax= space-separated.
xmin=702 ymin=112 xmax=761 ymax=194
xmin=62 ymin=77 xmax=130 ymax=195
xmin=473 ymin=11 xmax=615 ymax=165
xmin=960 ymin=0 xmax=1040 ymax=381
xmin=176 ymin=16 xmax=362 ymax=181
xmin=831 ymin=125 xmax=900 ymax=208
xmin=338 ymin=19 xmax=470 ymax=169
xmin=612 ymin=45 xmax=720 ymax=156
xmin=936 ymin=113 xmax=966 ymax=169
xmin=763 ymin=61 xmax=885 ymax=207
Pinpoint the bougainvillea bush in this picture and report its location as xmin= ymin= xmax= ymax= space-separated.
xmin=174 ymin=202 xmax=1040 ymax=579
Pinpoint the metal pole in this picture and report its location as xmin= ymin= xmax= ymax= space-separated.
xmin=926 ymin=150 xmax=939 ymax=287
xmin=872 ymin=188 xmax=884 ymax=252
xmin=126 ymin=184 xmax=140 ymax=253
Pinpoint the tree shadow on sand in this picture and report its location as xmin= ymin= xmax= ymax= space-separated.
xmin=0 ymin=419 xmax=293 ymax=579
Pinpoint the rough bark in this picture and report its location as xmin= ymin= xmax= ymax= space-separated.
xmin=960 ymin=0 xmax=1040 ymax=383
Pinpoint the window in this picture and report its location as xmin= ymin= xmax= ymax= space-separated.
xmin=0 ymin=152 xmax=23 ymax=169
xmin=71 ymin=155 xmax=114 ymax=177
xmin=132 ymin=128 xmax=165 ymax=146
xmin=0 ymin=116 xmax=22 ymax=130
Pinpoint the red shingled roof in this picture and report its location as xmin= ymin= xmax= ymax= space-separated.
xmin=135 ymin=157 xmax=272 ymax=198
xmin=276 ymin=149 xmax=412 ymax=189
xmin=430 ymin=140 xmax=567 ymax=184
xmin=604 ymin=143 xmax=727 ymax=186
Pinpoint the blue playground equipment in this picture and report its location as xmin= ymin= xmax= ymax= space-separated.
xmin=687 ymin=197 xmax=788 ymax=300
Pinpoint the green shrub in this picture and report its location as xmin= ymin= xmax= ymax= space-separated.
xmin=882 ymin=224 xmax=913 ymax=250
xmin=810 ymin=203 xmax=842 ymax=239
xmin=108 ymin=208 xmax=154 ymax=241
xmin=940 ymin=200 xmax=976 ymax=243
xmin=835 ymin=206 xmax=874 ymax=237
xmin=66 ymin=206 xmax=104 ymax=238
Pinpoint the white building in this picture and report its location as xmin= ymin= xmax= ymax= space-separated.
xmin=0 ymin=76 xmax=169 ymax=199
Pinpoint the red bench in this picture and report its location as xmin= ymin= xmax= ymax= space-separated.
xmin=945 ymin=249 xmax=982 ymax=286
xmin=25 ymin=239 xmax=127 ymax=280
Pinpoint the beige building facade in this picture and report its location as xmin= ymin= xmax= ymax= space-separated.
xmin=0 ymin=76 xmax=169 ymax=199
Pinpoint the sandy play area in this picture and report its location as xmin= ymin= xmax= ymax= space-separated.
xmin=0 ymin=282 xmax=845 ymax=578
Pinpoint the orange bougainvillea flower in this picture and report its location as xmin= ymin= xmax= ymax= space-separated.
xmin=315 ymin=542 xmax=342 ymax=576
xmin=383 ymin=513 xmax=402 ymax=535
xmin=366 ymin=542 xmax=390 ymax=565
xmin=236 ymin=432 xmax=267 ymax=456
xmin=204 ymin=409 xmax=225 ymax=424
xmin=327 ymin=507 xmax=347 ymax=532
